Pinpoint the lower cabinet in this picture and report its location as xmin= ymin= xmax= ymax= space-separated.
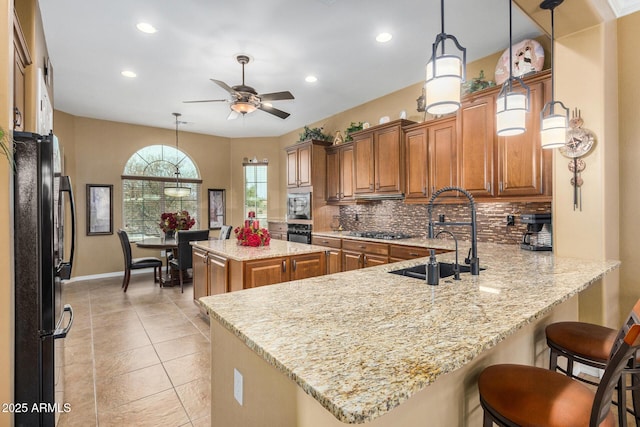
xmin=388 ymin=244 xmax=449 ymax=263
xmin=244 ymin=253 xmax=325 ymax=288
xmin=311 ymin=236 xmax=342 ymax=274
xmin=208 ymin=253 xmax=228 ymax=295
xmin=341 ymin=239 xmax=389 ymax=271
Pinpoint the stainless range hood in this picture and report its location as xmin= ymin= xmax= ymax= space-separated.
xmin=354 ymin=193 xmax=405 ymax=201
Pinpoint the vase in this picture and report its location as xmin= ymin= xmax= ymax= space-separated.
xmin=164 ymin=230 xmax=176 ymax=241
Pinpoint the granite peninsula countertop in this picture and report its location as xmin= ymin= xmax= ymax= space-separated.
xmin=313 ymin=230 xmax=462 ymax=252
xmin=190 ymin=238 xmax=328 ymax=262
xmin=200 ymin=242 xmax=620 ymax=424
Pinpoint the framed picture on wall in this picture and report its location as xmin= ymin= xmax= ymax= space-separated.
xmin=208 ymin=189 xmax=226 ymax=230
xmin=86 ymin=184 xmax=113 ymax=235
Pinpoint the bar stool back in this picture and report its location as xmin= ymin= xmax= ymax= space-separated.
xmin=478 ymin=324 xmax=640 ymax=427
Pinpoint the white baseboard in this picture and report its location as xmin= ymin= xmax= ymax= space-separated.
xmin=574 ymin=362 xmax=604 ymax=379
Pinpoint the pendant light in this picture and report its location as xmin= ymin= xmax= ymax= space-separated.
xmin=496 ymin=0 xmax=530 ymax=136
xmin=425 ymin=0 xmax=467 ymax=115
xmin=540 ymin=0 xmax=569 ymax=149
xmin=164 ymin=113 xmax=191 ymax=198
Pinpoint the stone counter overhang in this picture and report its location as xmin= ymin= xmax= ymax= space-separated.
xmin=190 ymin=238 xmax=328 ymax=261
xmin=199 ymin=241 xmax=620 ymax=424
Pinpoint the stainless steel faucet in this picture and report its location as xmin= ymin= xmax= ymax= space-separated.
xmin=427 ymin=186 xmax=480 ymax=275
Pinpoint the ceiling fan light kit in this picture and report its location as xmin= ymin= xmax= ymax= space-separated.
xmin=496 ymin=0 xmax=531 ymax=137
xmin=425 ymin=0 xmax=467 ymax=116
xmin=184 ymin=54 xmax=294 ymax=120
xmin=540 ymin=0 xmax=570 ymax=149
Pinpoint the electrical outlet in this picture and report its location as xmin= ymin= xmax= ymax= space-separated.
xmin=506 ymin=215 xmax=515 ymax=226
xmin=234 ymin=368 xmax=243 ymax=405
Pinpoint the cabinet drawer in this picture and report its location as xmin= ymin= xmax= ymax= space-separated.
xmin=342 ymin=239 xmax=388 ymax=256
xmin=389 ymin=245 xmax=431 ymax=260
xmin=311 ymin=236 xmax=342 ymax=249
xmin=268 ymin=221 xmax=288 ymax=233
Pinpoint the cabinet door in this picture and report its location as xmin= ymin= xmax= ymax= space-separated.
xmin=404 ymin=127 xmax=428 ymax=200
xmin=363 ymin=253 xmax=388 ymax=268
xmin=342 ymin=250 xmax=363 ymax=272
xmin=375 ymin=126 xmax=403 ymax=193
xmin=286 ymin=149 xmax=299 ymax=187
xmin=340 ymin=144 xmax=355 ymax=201
xmin=290 ymin=253 xmax=324 ymax=281
xmin=326 ymin=249 xmax=342 ymax=274
xmin=429 ymin=118 xmax=458 ymax=196
xmin=353 ymin=134 xmax=375 ymax=194
xmin=208 ymin=253 xmax=228 ymax=295
xmin=192 ymin=248 xmax=209 ymax=301
xmin=459 ymin=95 xmax=495 ymax=197
xmin=297 ymin=144 xmax=312 ymax=187
xmin=244 ymin=257 xmax=288 ymax=288
xmin=497 ymin=81 xmax=545 ymax=196
xmin=326 ymin=148 xmax=340 ymax=203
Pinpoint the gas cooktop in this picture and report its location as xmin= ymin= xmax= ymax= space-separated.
xmin=348 ymin=231 xmax=413 ymax=240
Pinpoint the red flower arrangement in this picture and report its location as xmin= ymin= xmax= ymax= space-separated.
xmin=159 ymin=210 xmax=196 ymax=232
xmin=234 ymin=220 xmax=271 ymax=247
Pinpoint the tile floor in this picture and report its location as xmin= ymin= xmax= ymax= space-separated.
xmin=56 ymin=272 xmax=210 ymax=427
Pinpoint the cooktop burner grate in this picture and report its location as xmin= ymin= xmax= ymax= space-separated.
xmin=348 ymin=231 xmax=413 ymax=240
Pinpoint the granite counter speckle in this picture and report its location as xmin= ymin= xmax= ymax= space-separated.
xmin=190 ymin=238 xmax=328 ymax=261
xmin=200 ymin=242 xmax=620 ymax=424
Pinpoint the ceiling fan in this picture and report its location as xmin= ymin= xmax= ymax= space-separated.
xmin=184 ymin=55 xmax=295 ymax=120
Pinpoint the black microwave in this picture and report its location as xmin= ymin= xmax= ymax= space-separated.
xmin=287 ymin=193 xmax=311 ymax=220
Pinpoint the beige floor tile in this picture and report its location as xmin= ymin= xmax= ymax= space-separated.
xmin=62 ymin=340 xmax=94 ymax=366
xmin=97 ymin=388 xmax=190 ymax=427
xmin=64 ymin=324 xmax=92 ymax=347
xmin=94 ymin=344 xmax=160 ymax=379
xmin=91 ymin=308 xmax=140 ymax=330
xmin=90 ymin=298 xmax=133 ymax=316
xmin=175 ymin=378 xmax=211 ymax=422
xmin=163 ymin=351 xmax=210 ymax=386
xmin=145 ymin=323 xmax=202 ymax=344
xmin=56 ymin=398 xmax=97 ymax=427
xmin=93 ymin=328 xmax=151 ymax=356
xmin=134 ymin=301 xmax=183 ymax=318
xmin=191 ymin=414 xmax=210 ymax=427
xmin=154 ymin=333 xmax=210 ymax=362
xmin=96 ymin=364 xmax=172 ymax=411
xmin=92 ymin=317 xmax=146 ymax=339
xmin=139 ymin=311 xmax=190 ymax=329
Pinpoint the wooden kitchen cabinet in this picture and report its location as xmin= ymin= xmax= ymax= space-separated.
xmin=352 ymin=119 xmax=414 ymax=197
xmin=311 ymin=235 xmax=342 ymax=274
xmin=243 ymin=252 xmax=325 ymax=288
xmin=404 ymin=117 xmax=458 ymax=202
xmin=290 ymin=252 xmax=325 ymax=281
xmin=341 ymin=239 xmax=389 ymax=271
xmin=286 ymin=139 xmax=332 ymax=189
xmin=326 ymin=142 xmax=354 ymax=204
xmin=268 ymin=221 xmax=288 ymax=240
xmin=388 ymin=245 xmax=449 ymax=263
xmin=13 ymin=10 xmax=31 ymax=131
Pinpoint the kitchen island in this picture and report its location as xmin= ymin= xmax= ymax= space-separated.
xmin=200 ymin=241 xmax=620 ymax=426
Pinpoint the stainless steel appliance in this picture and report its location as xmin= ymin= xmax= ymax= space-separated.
xmin=520 ymin=213 xmax=552 ymax=251
xmin=14 ymin=132 xmax=76 ymax=426
xmin=287 ymin=223 xmax=312 ymax=244
xmin=287 ymin=192 xmax=311 ymax=220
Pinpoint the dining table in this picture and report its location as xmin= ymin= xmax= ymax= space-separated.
xmin=135 ymin=237 xmax=180 ymax=287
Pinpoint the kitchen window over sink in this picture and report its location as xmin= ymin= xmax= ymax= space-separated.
xmin=121 ymin=145 xmax=202 ymax=239
xmin=244 ymin=164 xmax=267 ymax=220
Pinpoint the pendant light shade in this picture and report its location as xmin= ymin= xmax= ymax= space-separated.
xmin=496 ymin=0 xmax=530 ymax=137
xmin=230 ymin=100 xmax=257 ymax=115
xmin=540 ymin=0 xmax=569 ymax=149
xmin=164 ymin=112 xmax=191 ymax=198
xmin=425 ymin=0 xmax=466 ymax=115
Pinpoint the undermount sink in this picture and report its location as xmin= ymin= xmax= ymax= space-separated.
xmin=389 ymin=263 xmax=485 ymax=280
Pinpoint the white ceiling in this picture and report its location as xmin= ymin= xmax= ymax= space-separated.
xmin=39 ymin=0 xmax=549 ymax=138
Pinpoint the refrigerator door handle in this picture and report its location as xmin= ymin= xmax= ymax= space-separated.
xmin=57 ymin=176 xmax=76 ymax=280
xmin=52 ymin=304 xmax=74 ymax=339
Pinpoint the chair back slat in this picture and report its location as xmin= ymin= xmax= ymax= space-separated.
xmin=175 ymin=229 xmax=210 ymax=270
xmin=592 ymin=324 xmax=640 ymax=426
xmin=117 ymin=229 xmax=132 ymax=268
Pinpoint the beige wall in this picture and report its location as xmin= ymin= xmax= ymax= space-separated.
xmin=618 ymin=11 xmax=640 ymax=318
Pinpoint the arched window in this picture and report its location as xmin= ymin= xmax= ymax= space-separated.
xmin=122 ymin=145 xmax=202 ymax=239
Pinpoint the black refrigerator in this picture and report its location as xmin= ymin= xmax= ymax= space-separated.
xmin=13 ymin=131 xmax=76 ymax=427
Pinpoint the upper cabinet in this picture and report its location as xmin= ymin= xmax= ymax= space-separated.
xmin=351 ymin=119 xmax=414 ymax=197
xmin=326 ymin=142 xmax=354 ymax=204
xmin=13 ymin=9 xmax=32 ymax=132
xmin=286 ymin=139 xmax=332 ymax=191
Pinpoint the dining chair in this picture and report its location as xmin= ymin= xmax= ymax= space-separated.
xmin=545 ymin=298 xmax=640 ymax=426
xmin=169 ymin=229 xmax=210 ymax=292
xmin=478 ymin=323 xmax=640 ymax=427
xmin=219 ymin=225 xmax=232 ymax=240
xmin=117 ymin=229 xmax=163 ymax=292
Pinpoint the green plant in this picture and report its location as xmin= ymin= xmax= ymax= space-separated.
xmin=462 ymin=70 xmax=495 ymax=95
xmin=344 ymin=121 xmax=364 ymax=142
xmin=298 ymin=125 xmax=332 ymax=142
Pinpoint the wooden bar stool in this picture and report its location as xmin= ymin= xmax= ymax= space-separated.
xmin=546 ymin=299 xmax=640 ymax=427
xmin=478 ymin=324 xmax=640 ymax=427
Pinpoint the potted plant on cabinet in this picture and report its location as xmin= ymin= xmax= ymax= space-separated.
xmin=344 ymin=121 xmax=364 ymax=142
xmin=298 ymin=125 xmax=332 ymax=143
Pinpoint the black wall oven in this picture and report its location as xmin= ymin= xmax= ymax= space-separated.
xmin=287 ymin=223 xmax=312 ymax=244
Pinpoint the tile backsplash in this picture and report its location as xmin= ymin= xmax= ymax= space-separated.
xmin=337 ymin=200 xmax=551 ymax=245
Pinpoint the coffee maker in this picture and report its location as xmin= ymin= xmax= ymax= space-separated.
xmin=520 ymin=213 xmax=552 ymax=251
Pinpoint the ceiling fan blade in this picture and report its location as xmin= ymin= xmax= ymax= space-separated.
xmin=227 ymin=110 xmax=240 ymax=121
xmin=211 ymin=79 xmax=237 ymax=95
xmin=258 ymin=104 xmax=290 ymax=119
xmin=259 ymin=91 xmax=295 ymax=102
xmin=182 ymin=99 xmax=228 ymax=103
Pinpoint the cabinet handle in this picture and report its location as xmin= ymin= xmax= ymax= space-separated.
xmin=282 ymin=260 xmax=287 ymax=273
xmin=369 ymin=184 xmax=374 ymax=190
xmin=432 ymin=186 xmax=436 ymax=194
xmin=409 ymin=252 xmax=419 ymax=257
xmin=499 ymin=181 xmax=504 ymax=192
xmin=322 ymin=240 xmax=329 ymax=244
xmin=358 ymin=253 xmax=363 ymax=267
xmin=486 ymin=182 xmax=491 ymax=192
xmin=422 ymin=187 xmax=427 ymax=196
xmin=359 ymin=245 xmax=366 ymax=249
xmin=292 ymin=259 xmax=297 ymax=271
xmin=363 ymin=254 xmax=368 ymax=266
xmin=14 ymin=107 xmax=22 ymax=128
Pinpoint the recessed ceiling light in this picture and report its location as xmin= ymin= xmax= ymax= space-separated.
xmin=136 ymin=22 xmax=157 ymax=34
xmin=305 ymin=75 xmax=318 ymax=83
xmin=376 ymin=32 xmax=393 ymax=43
xmin=121 ymin=70 xmax=137 ymax=78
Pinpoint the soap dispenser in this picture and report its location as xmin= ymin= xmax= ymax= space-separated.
xmin=427 ymin=249 xmax=440 ymax=286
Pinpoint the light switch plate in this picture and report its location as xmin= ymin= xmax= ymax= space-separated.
xmin=234 ymin=368 xmax=243 ymax=405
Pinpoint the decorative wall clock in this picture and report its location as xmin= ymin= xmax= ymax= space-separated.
xmin=559 ymin=109 xmax=596 ymax=210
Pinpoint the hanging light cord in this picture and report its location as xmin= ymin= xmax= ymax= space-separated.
xmin=549 ymin=5 xmax=556 ymax=106
xmin=507 ymin=0 xmax=514 ymax=91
